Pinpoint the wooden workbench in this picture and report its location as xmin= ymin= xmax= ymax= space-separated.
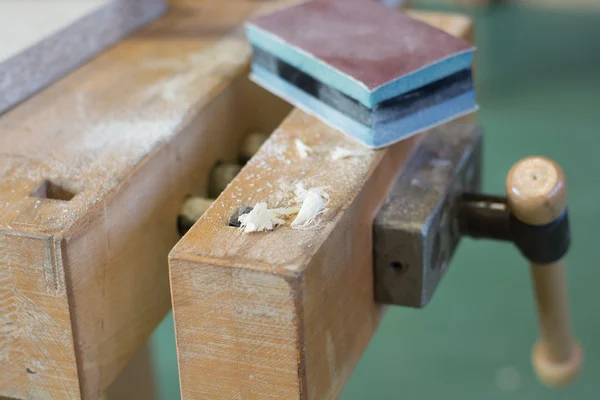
xmin=0 ymin=1 xmax=473 ymax=398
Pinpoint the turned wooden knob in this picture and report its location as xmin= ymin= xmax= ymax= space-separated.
xmin=506 ymin=156 xmax=581 ymax=387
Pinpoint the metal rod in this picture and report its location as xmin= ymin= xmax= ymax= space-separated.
xmin=457 ymin=193 xmax=512 ymax=241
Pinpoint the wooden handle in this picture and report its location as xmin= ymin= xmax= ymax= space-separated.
xmin=506 ymin=156 xmax=581 ymax=387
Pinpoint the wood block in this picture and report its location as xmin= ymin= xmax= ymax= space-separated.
xmin=0 ymin=1 xmax=291 ymax=399
xmin=169 ymin=10 xmax=475 ymax=400
xmin=169 ymin=111 xmax=420 ymax=400
xmin=0 ymin=0 xmax=166 ymax=116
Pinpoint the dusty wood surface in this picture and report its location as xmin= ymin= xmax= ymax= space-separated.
xmin=170 ymin=112 xmax=419 ymax=399
xmin=0 ymin=0 xmax=167 ymax=116
xmin=169 ymin=9 xmax=475 ymax=400
xmin=0 ymin=1 xmax=292 ymax=399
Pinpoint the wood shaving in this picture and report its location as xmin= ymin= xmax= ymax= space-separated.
xmin=294 ymin=183 xmax=330 ymax=203
xmin=238 ymin=202 xmax=285 ymax=233
xmin=295 ymin=138 xmax=313 ymax=159
xmin=238 ymin=203 xmax=300 ymax=233
xmin=291 ymin=184 xmax=329 ymax=229
xmin=331 ymin=147 xmax=366 ymax=160
xmin=272 ymin=206 xmax=301 ymax=216
xmin=237 ymin=184 xmax=329 ymax=233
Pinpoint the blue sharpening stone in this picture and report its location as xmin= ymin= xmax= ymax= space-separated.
xmin=245 ymin=0 xmax=478 ymax=149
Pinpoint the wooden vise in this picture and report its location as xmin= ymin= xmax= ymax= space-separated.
xmin=0 ymin=1 xmax=580 ymax=399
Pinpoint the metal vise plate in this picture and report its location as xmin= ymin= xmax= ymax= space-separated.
xmin=373 ymin=122 xmax=482 ymax=308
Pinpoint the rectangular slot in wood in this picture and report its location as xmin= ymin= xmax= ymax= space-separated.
xmin=29 ymin=179 xmax=78 ymax=201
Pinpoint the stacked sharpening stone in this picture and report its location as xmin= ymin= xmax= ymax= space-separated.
xmin=245 ymin=0 xmax=477 ymax=149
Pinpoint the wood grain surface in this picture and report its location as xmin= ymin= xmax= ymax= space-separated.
xmin=0 ymin=1 xmax=291 ymax=399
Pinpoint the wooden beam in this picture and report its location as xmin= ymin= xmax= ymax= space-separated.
xmin=0 ymin=1 xmax=291 ymax=399
xmin=169 ymin=10 xmax=474 ymax=399
xmin=169 ymin=111 xmax=419 ymax=399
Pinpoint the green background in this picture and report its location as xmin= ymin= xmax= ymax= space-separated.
xmin=149 ymin=4 xmax=599 ymax=399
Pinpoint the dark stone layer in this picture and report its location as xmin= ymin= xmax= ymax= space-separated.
xmin=252 ymin=46 xmax=474 ymax=127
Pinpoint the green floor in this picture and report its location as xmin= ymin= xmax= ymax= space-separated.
xmin=149 ymin=4 xmax=600 ymax=399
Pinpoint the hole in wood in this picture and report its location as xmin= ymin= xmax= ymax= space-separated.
xmin=175 ymin=77 xmax=293 ymax=237
xmin=390 ymin=261 xmax=408 ymax=273
xmin=208 ymin=161 xmax=243 ymax=198
xmin=177 ymin=215 xmax=194 ymax=237
xmin=30 ymin=180 xmax=77 ymax=201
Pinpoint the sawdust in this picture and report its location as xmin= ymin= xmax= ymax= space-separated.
xmin=330 ymin=147 xmax=367 ymax=160
xmin=231 ymin=122 xmax=374 ymax=235
xmin=144 ymin=37 xmax=250 ymax=103
xmin=291 ymin=185 xmax=329 ymax=229
xmin=294 ymin=138 xmax=312 ymax=159
xmin=238 ymin=202 xmax=285 ymax=233
xmin=0 ymin=113 xmax=182 ymax=230
xmin=237 ymin=183 xmax=330 ymax=233
xmin=0 ymin=33 xmax=254 ymax=231
xmin=74 ymin=117 xmax=180 ymax=155
xmin=174 ymin=108 xmax=391 ymax=275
